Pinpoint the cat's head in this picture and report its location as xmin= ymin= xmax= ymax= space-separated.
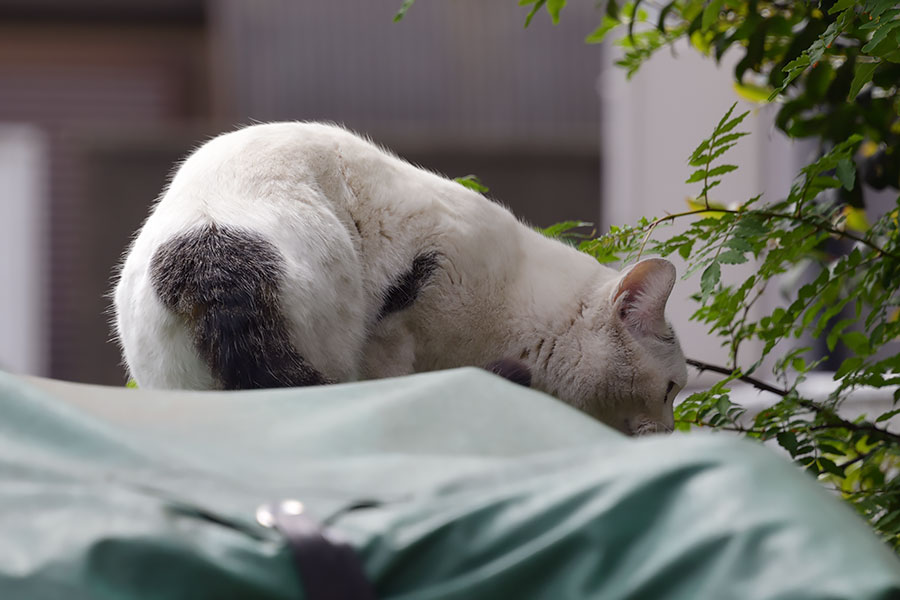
xmin=552 ymin=257 xmax=688 ymax=435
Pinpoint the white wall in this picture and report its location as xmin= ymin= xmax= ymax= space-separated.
xmin=599 ymin=42 xmax=812 ymax=378
xmin=0 ymin=124 xmax=48 ymax=376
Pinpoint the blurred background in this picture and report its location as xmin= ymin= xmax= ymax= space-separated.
xmin=0 ymin=0 xmax=805 ymax=385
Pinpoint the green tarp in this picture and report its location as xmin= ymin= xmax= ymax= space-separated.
xmin=2 ymin=368 xmax=899 ymax=599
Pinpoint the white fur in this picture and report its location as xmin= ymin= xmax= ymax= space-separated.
xmin=114 ymin=122 xmax=688 ymax=434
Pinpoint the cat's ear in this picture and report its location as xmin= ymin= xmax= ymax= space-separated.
xmin=611 ymin=258 xmax=676 ymax=336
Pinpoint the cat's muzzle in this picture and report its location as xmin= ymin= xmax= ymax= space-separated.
xmin=625 ymin=417 xmax=673 ymax=436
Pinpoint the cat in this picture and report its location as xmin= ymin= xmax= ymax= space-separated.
xmin=113 ymin=122 xmax=688 ymax=435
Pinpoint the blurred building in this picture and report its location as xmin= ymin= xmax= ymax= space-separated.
xmin=0 ymin=0 xmax=603 ymax=384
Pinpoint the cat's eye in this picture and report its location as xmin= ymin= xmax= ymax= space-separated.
xmin=665 ymin=380 xmax=677 ymax=403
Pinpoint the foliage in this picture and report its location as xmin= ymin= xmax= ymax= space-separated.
xmin=584 ymin=0 xmax=900 ymax=202
xmin=397 ymin=0 xmax=900 ymax=550
xmin=540 ymin=0 xmax=900 ymax=551
xmin=453 ymin=174 xmax=491 ymax=193
xmin=581 ymin=100 xmax=900 ymax=550
xmin=393 ymin=0 xmax=417 ymax=22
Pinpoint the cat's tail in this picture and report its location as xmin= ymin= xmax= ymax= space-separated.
xmin=149 ymin=223 xmax=330 ymax=389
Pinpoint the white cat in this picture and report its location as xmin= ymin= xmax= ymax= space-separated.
xmin=113 ymin=122 xmax=687 ymax=435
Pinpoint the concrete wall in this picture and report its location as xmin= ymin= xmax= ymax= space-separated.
xmin=0 ymin=124 xmax=47 ymax=376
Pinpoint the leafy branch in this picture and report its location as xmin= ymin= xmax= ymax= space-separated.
xmin=687 ymin=358 xmax=900 ymax=446
xmin=589 ymin=102 xmax=900 ymax=547
xmin=686 ymin=358 xmax=788 ymax=396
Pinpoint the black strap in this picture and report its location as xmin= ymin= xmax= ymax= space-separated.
xmin=270 ymin=504 xmax=377 ymax=600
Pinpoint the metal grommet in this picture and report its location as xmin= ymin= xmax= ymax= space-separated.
xmin=256 ymin=499 xmax=305 ymax=528
xmin=280 ymin=499 xmax=305 ymax=516
xmin=255 ymin=503 xmax=276 ymax=528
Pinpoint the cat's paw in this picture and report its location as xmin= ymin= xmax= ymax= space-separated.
xmin=484 ymin=358 xmax=532 ymax=388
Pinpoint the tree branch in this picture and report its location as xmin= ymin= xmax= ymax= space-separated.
xmin=610 ymin=207 xmax=900 ymax=261
xmin=685 ymin=358 xmax=900 ymax=445
xmin=808 ymin=422 xmax=900 ymax=446
xmin=837 ymin=447 xmax=881 ymax=470
xmin=686 ymin=358 xmax=788 ymax=396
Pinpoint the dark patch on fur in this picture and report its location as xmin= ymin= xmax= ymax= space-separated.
xmin=150 ymin=224 xmax=329 ymax=390
xmin=377 ymin=251 xmax=439 ymax=320
xmin=485 ymin=358 xmax=532 ymax=387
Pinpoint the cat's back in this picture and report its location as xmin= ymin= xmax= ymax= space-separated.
xmin=158 ymin=122 xmax=375 ymax=218
xmin=174 ymin=121 xmax=370 ymax=180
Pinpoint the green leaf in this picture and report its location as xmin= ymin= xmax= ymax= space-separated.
xmin=836 ymin=158 xmax=856 ymax=191
xmin=712 ymin=131 xmax=751 ymax=147
xmin=768 ymin=55 xmax=811 ymax=100
xmin=818 ymin=444 xmax=845 ymax=456
xmin=777 ymin=430 xmax=799 ymax=456
xmin=733 ymin=81 xmax=773 ymax=103
xmin=795 ymin=444 xmax=814 ymax=457
xmin=876 ymin=509 xmax=900 ymax=532
xmin=686 ymin=169 xmax=708 ymax=183
xmin=842 ymin=331 xmax=871 ymax=355
xmin=686 ymin=164 xmax=738 ymax=184
xmin=393 ymin=0 xmax=416 ymax=22
xmin=689 ymin=143 xmax=738 ymax=167
xmin=875 ymin=408 xmax=900 ymax=423
xmin=827 ymin=318 xmax=855 ymax=352
xmin=818 ymin=457 xmax=844 ymax=478
xmin=524 ymin=0 xmax=547 ymax=27
xmin=717 ymin=112 xmax=750 ymax=136
xmin=689 ymin=138 xmax=711 ymax=166
xmin=714 ymin=102 xmax=738 ymax=131
xmin=702 ymin=0 xmax=724 ymax=30
xmin=835 ymin=356 xmax=864 ymax=378
xmin=716 ymin=396 xmax=731 ymax=417
xmin=802 ymin=298 xmax=826 ymax=330
xmin=841 ymin=206 xmax=870 ymax=233
xmin=701 ymin=261 xmax=721 ymax=301
xmin=862 ymin=19 xmax=900 ymax=53
xmin=725 ymin=237 xmax=753 ymax=252
xmin=848 ymin=61 xmax=879 ymax=101
xmin=539 ymin=220 xmax=592 ymax=238
xmin=586 ymin=15 xmax=622 ymax=44
xmin=867 ymin=0 xmax=898 ymax=20
xmin=827 ymin=0 xmax=856 ymax=14
xmin=717 ymin=249 xmax=748 ymax=264
xmin=706 ymin=164 xmax=739 ymax=177
xmin=126 ymin=379 xmax=138 ymax=389
xmin=606 ymin=0 xmax=620 ymax=19
xmin=546 ymin=0 xmax=566 ymax=24
xmin=734 ymin=215 xmax=768 ymax=238
xmin=453 ymin=174 xmax=489 ymax=193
